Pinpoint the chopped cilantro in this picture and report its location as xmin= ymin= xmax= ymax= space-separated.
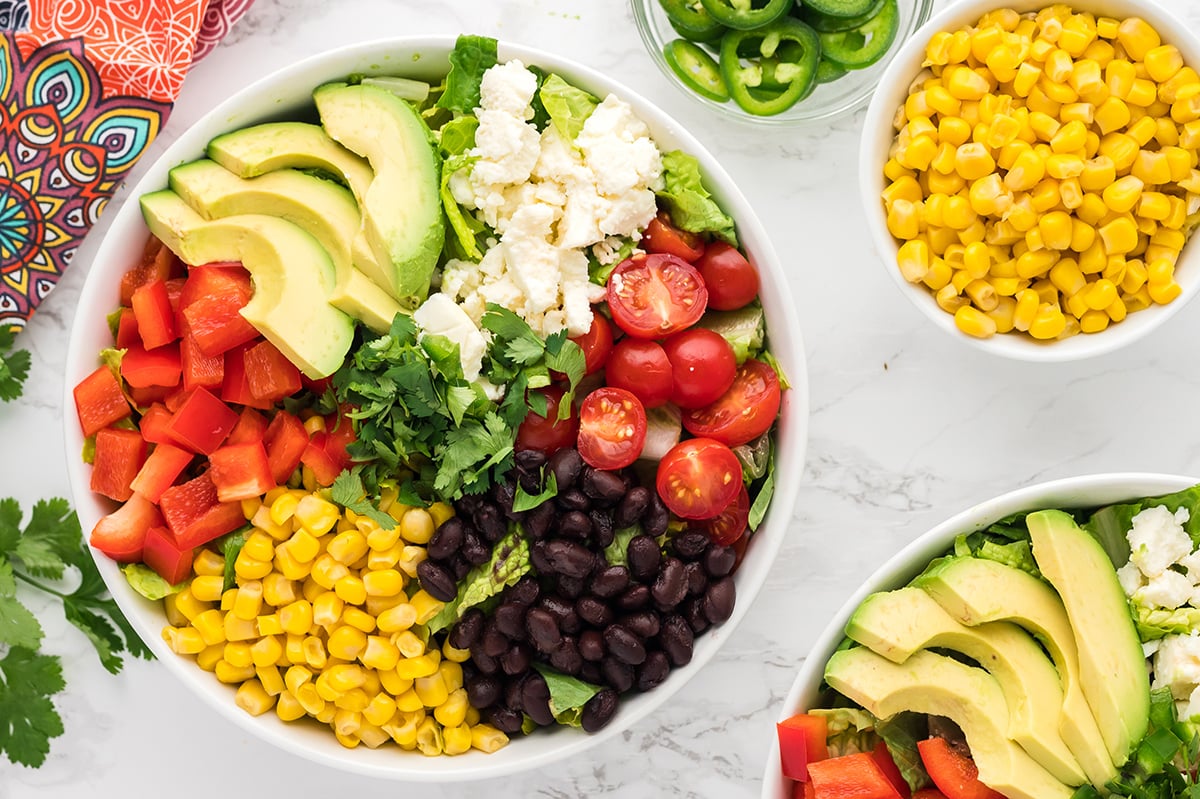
xmin=0 ymin=326 xmax=31 ymax=402
xmin=330 ymin=470 xmax=397 ymax=529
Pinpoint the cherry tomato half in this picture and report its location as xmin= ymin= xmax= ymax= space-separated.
xmin=696 ymin=242 xmax=759 ymax=311
xmin=569 ymin=312 xmax=614 ymax=376
xmin=516 ymin=386 xmax=579 ymax=455
xmin=642 ymin=211 xmax=705 ymax=262
xmin=606 ymin=253 xmax=708 ymax=339
xmin=702 ymin=485 xmax=750 ymax=546
xmin=683 ymin=359 xmax=781 ymax=446
xmin=577 ymin=387 xmax=648 ymax=470
xmin=662 ymin=328 xmax=736 ymax=409
xmin=656 ymin=438 xmax=743 ymax=520
xmin=606 ymin=338 xmax=674 ymax=409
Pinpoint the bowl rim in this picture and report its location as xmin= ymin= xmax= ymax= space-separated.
xmin=760 ymin=471 xmax=1200 ymax=799
xmin=858 ymin=0 xmax=1200 ymax=362
xmin=62 ymin=34 xmax=810 ymax=781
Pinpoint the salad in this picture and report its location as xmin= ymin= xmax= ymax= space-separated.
xmin=71 ymin=35 xmax=787 ymax=756
xmin=779 ymin=484 xmax=1200 ymax=799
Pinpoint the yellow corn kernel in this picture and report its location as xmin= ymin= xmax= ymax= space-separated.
xmin=952 ymin=267 xmax=975 ymax=294
xmin=1076 ymin=193 xmax=1109 ymax=226
xmin=1049 ymin=257 xmax=1087 ymax=297
xmin=1028 ymin=304 xmax=1068 ymax=339
xmin=334 ymin=574 xmax=367 ymax=605
xmin=1098 ymin=132 xmax=1139 ymax=172
xmin=1077 ymin=155 xmax=1116 ymax=192
xmin=409 ymin=590 xmax=446 ymax=625
xmin=953 ymin=143 xmax=994 ymax=181
xmin=258 ymin=574 xmax=294 ymax=608
xmin=291 ymin=681 xmax=323 ymax=716
xmin=249 ymin=634 xmax=283 ymax=669
xmin=1149 ymin=280 xmax=1183 ymax=304
xmin=302 ymin=635 xmax=327 ymax=670
xmin=1060 ymin=177 xmax=1084 ymax=209
xmin=962 ymin=241 xmax=990 ymax=279
xmin=215 ymin=659 xmax=256 ymax=684
xmin=1045 ymin=48 xmax=1073 ymax=83
xmin=1127 ymin=78 xmax=1158 ymax=108
xmin=1076 ymin=308 xmax=1109 ymax=333
xmin=964 ymin=278 xmax=998 ymax=312
xmin=220 ymin=588 xmax=238 ymax=612
xmin=284 ymin=664 xmax=313 ymax=696
xmin=1116 ymin=17 xmax=1160 ymax=62
xmin=162 ymin=625 xmax=206 ymax=655
xmin=251 ymin=503 xmax=292 ymax=541
xmin=360 ymin=569 xmax=403 ymax=598
xmin=1084 ymin=278 xmax=1119 ymax=310
xmin=414 ymin=716 xmax=444 ymax=757
xmin=173 ymin=587 xmax=211 ymax=622
xmin=194 ymin=642 xmax=223 ymax=672
xmin=303 ymin=415 xmax=326 ymax=435
xmin=1164 ymin=197 xmax=1188 ymax=230
xmin=360 ymin=635 xmax=401 ymax=671
xmin=952 ymin=305 xmax=996 ymax=338
xmin=1069 ymin=59 xmax=1104 ymax=96
xmin=1163 ymin=147 xmax=1193 ymax=183
xmin=1099 ymin=215 xmax=1139 ymax=254
xmin=269 ymin=492 xmax=300 ymax=526
xmin=254 ymin=611 xmax=282 ymax=636
xmin=413 ymin=670 xmax=449 ymax=709
xmin=234 ymin=552 xmax=271 ymax=581
xmin=163 ymin=593 xmax=190 ymax=628
xmin=241 ymin=531 xmax=273 ymax=562
xmin=946 ymin=67 xmax=990 ymax=101
xmin=1101 ymin=175 xmax=1144 ymax=213
xmin=471 ymin=724 xmax=509 ymax=754
xmin=311 ymin=591 xmax=345 ymax=627
xmin=1106 ymin=294 xmax=1128 ymax=322
xmin=192 ymin=608 xmax=226 ymax=646
xmin=920 ymin=257 xmax=952 ymax=291
xmin=1003 ymin=148 xmax=1045 ymax=191
xmin=1045 ymin=154 xmax=1084 ymax=179
xmin=940 ymin=195 xmax=974 ymax=230
xmin=190 ymin=575 xmax=225 ymax=603
xmin=1029 ymin=110 xmax=1060 ymax=142
xmin=1147 ymin=257 xmax=1176 ymax=287
xmin=327 ymin=624 xmax=368 ymax=660
xmin=279 ymin=599 xmax=314 ymax=636
xmin=231 ymin=580 xmax=263 ymax=622
xmin=1154 ymin=117 xmax=1180 ymax=148
xmin=192 ymin=548 xmax=225 ymax=578
xmin=1041 ymin=74 xmax=1079 ymax=105
xmin=327 ymin=529 xmax=369 ymax=566
xmin=310 ymin=554 xmax=349 ymax=590
xmin=1137 ymin=192 xmax=1171 ymax=221
xmin=886 ymin=199 xmax=920 ymax=240
xmin=275 ymin=690 xmax=306 ymax=722
xmin=1033 ymin=211 xmax=1071 ymax=251
xmin=365 ymin=519 xmax=402 ymax=551
xmin=1012 ymin=62 xmax=1042 ymax=97
xmin=1131 ymin=150 xmax=1171 ymax=186
xmin=360 ymin=693 xmax=396 ymax=728
xmin=272 ymin=546 xmax=309 ymax=582
xmin=343 ymin=606 xmax=377 ymax=633
xmin=1010 ymin=288 xmax=1039 ymax=331
xmin=294 ymin=494 xmax=339 ymax=536
xmin=936 ymin=283 xmax=968 ymax=314
xmin=903 ymin=135 xmax=938 ymax=171
xmin=1059 ymin=102 xmax=1094 ymax=126
xmin=301 ymin=577 xmax=324 ymax=603
xmin=235 ymin=678 xmax=277 ymax=717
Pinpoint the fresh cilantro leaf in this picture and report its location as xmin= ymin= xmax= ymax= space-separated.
xmin=0 ymin=498 xmax=21 ymax=553
xmin=330 ymin=470 xmax=396 ymax=530
xmin=13 ymin=499 xmax=79 ymax=580
xmin=0 ymin=326 xmax=31 ymax=403
xmin=480 ymin=305 xmax=539 ymax=343
xmin=504 ymin=335 xmax=547 ymax=366
xmin=59 ymin=541 xmax=152 ymax=672
xmin=530 ymin=662 xmax=602 ymax=727
xmin=513 ymin=472 xmax=557 ymax=512
xmin=0 ymin=590 xmax=44 ymax=650
xmin=220 ymin=529 xmax=247 ymax=594
xmin=0 ymin=647 xmax=65 ymax=767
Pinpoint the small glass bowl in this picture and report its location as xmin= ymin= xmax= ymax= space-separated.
xmin=632 ymin=0 xmax=935 ymax=125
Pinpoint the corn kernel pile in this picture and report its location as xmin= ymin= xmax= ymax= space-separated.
xmin=884 ymin=5 xmax=1200 ymax=340
xmin=161 ymin=486 xmax=509 ymax=756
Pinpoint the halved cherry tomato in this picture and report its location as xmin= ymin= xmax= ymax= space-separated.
xmin=516 ymin=386 xmax=579 ymax=456
xmin=702 ymin=485 xmax=750 ymax=545
xmin=577 ymin=387 xmax=647 ymax=470
xmin=683 ymin=358 xmax=781 ymax=446
xmin=917 ymin=738 xmax=1003 ymax=799
xmin=569 ymin=312 xmax=614 ymax=375
xmin=696 ymin=241 xmax=759 ymax=310
xmin=662 ymin=328 xmax=736 ymax=409
xmin=656 ymin=437 xmax=742 ymax=520
xmin=605 ymin=338 xmax=673 ymax=409
xmin=606 ymin=254 xmax=708 ymax=339
xmin=642 ymin=211 xmax=705 ymax=262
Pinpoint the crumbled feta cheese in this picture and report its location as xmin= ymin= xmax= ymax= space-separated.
xmin=1117 ymin=561 xmax=1147 ymax=596
xmin=1152 ymin=632 xmax=1200 ymax=699
xmin=412 ymin=293 xmax=488 ymax=382
xmin=1136 ymin=569 xmax=1195 ymax=610
xmin=1128 ymin=505 xmax=1194 ymax=578
xmin=1181 ymin=550 xmax=1200 ymax=584
xmin=1145 ymin=639 xmax=1162 ymax=658
xmin=1183 ymin=684 xmax=1200 ymax=721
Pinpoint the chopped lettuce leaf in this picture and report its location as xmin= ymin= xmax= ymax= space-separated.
xmin=976 ymin=538 xmax=1041 ymax=578
xmin=1085 ymin=486 xmax=1200 ymax=569
xmin=1134 ymin=604 xmax=1200 ymax=641
xmin=436 ymin=34 xmax=498 ymax=115
xmin=587 ymin=238 xmax=637 ymax=285
xmin=641 ymin=404 xmax=682 ymax=462
xmin=361 ymin=75 xmax=431 ymax=103
xmin=697 ymin=306 xmax=765 ymax=364
xmin=121 ymin=563 xmax=186 ymax=600
xmin=439 ymin=115 xmax=479 ymax=157
xmin=426 ymin=524 xmax=530 ymax=633
xmin=439 ymin=152 xmax=484 ymax=262
xmin=656 ymin=150 xmax=737 ymax=246
xmin=748 ymin=451 xmax=775 ymax=532
xmin=539 ymin=74 xmax=598 ymax=143
xmin=809 ymin=706 xmax=877 ymax=756
xmin=81 ymin=436 xmax=95 ymax=465
xmin=604 ymin=526 xmax=640 ymax=568
xmin=875 ymin=713 xmax=934 ymax=793
xmin=531 ymin=662 xmax=602 ymax=726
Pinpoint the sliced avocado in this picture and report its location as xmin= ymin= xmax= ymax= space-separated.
xmin=207 ymin=121 xmax=374 ymax=200
xmin=1027 ymin=509 xmax=1150 ymax=768
xmin=847 ymin=587 xmax=1085 ymax=785
xmin=314 ymin=82 xmax=443 ymax=307
xmin=168 ymin=160 xmax=401 ymax=333
xmin=915 ymin=557 xmax=1118 ymax=786
xmin=139 ymin=190 xmax=353 ymax=379
xmin=825 ymin=648 xmax=1074 ymax=799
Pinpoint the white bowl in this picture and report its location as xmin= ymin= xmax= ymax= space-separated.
xmin=62 ymin=36 xmax=809 ymax=782
xmin=860 ymin=0 xmax=1200 ymax=362
xmin=761 ymin=471 xmax=1197 ymax=799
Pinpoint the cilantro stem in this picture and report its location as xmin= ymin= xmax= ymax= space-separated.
xmin=13 ymin=571 xmax=68 ymax=600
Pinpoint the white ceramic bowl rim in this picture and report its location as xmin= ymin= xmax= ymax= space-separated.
xmin=63 ymin=35 xmax=809 ymax=782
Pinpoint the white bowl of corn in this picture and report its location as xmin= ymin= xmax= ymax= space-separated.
xmin=862 ymin=0 xmax=1200 ymax=360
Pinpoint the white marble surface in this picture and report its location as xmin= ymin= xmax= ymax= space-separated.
xmin=6 ymin=0 xmax=1200 ymax=796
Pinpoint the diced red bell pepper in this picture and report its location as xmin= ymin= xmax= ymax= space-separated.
xmin=119 ymin=236 xmax=176 ymax=307
xmin=74 ymin=365 xmax=132 ymax=437
xmin=916 ymin=739 xmax=1002 ymax=799
xmin=181 ymin=329 xmax=225 ymax=392
xmin=209 ymin=441 xmax=274 ymax=502
xmin=912 ymin=791 xmax=949 ymax=799
xmin=141 ymin=525 xmax=194 ymax=585
xmin=159 ymin=471 xmax=245 ymax=549
xmin=324 ymin=408 xmax=358 ymax=467
xmin=164 ymin=387 xmax=238 ymax=454
xmin=165 ymin=277 xmax=186 ymax=316
xmin=871 ymin=742 xmax=912 ymax=799
xmin=89 ymin=492 xmax=162 ymax=562
xmin=244 ymin=339 xmax=301 ymax=402
xmin=302 ymin=374 xmax=334 ymax=395
xmin=221 ymin=340 xmax=272 ymax=409
xmin=264 ymin=411 xmax=308 ymax=484
xmin=129 ymin=442 xmax=193 ymax=503
xmin=180 ymin=264 xmax=258 ymax=357
xmin=115 ymin=308 xmax=140 ymax=349
xmin=301 ymin=432 xmax=343 ymax=487
xmin=139 ymin=403 xmax=173 ymax=445
xmin=89 ymin=428 xmax=147 ymax=502
xmin=164 ymin=388 xmax=190 ymax=413
xmin=128 ymin=384 xmax=176 ymax=408
xmin=778 ymin=713 xmax=830 ymax=782
xmin=130 ymin=279 xmax=178 ymax=350
xmin=227 ymin=407 xmax=269 ymax=445
xmin=120 ymin=342 xmax=181 ymax=389
xmin=793 ymin=781 xmax=816 ymax=799
xmin=808 ymin=753 xmax=903 ymax=799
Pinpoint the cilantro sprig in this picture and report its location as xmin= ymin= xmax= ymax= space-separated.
xmin=0 ymin=326 xmax=31 ymax=402
xmin=0 ymin=498 xmax=150 ymax=767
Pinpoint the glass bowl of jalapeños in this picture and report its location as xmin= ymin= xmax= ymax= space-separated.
xmin=632 ymin=0 xmax=935 ymax=123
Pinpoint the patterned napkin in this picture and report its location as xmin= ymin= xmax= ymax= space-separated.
xmin=0 ymin=0 xmax=255 ymax=328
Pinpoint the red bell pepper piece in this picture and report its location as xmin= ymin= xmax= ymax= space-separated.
xmin=872 ymin=742 xmax=912 ymax=799
xmin=264 ymin=411 xmax=308 ymax=484
xmin=807 ymin=752 xmax=903 ymax=799
xmin=227 ymin=407 xmax=269 ymax=445
xmin=139 ymin=403 xmax=173 ymax=445
xmin=912 ymin=791 xmax=949 ymax=799
xmin=129 ymin=442 xmax=193 ymax=503
xmin=164 ymin=387 xmax=239 ymax=454
xmin=209 ymin=441 xmax=274 ymax=502
xmin=89 ymin=492 xmax=162 ymax=562
xmin=74 ymin=365 xmax=132 ymax=437
xmin=181 ymin=329 xmax=225 ymax=392
xmin=141 ymin=525 xmax=194 ymax=585
xmin=221 ymin=340 xmax=272 ymax=409
xmin=159 ymin=472 xmax=245 ymax=549
xmin=778 ymin=713 xmax=830 ymax=781
xmin=130 ymin=279 xmax=178 ymax=350
xmin=119 ymin=236 xmax=176 ymax=307
xmin=243 ymin=339 xmax=301 ymax=402
xmin=180 ymin=264 xmax=258 ymax=357
xmin=164 ymin=388 xmax=190 ymax=413
xmin=165 ymin=277 xmax=186 ymax=316
xmin=793 ymin=781 xmax=816 ymax=799
xmin=115 ymin=308 xmax=140 ymax=349
xmin=916 ymin=739 xmax=1002 ymax=799
xmin=89 ymin=428 xmax=147 ymax=502
xmin=129 ymin=384 xmax=176 ymax=408
xmin=323 ymin=408 xmax=357 ymax=467
xmin=301 ymin=432 xmax=343 ymax=487
xmin=120 ymin=342 xmax=181 ymax=389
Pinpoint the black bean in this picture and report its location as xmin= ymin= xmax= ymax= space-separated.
xmin=579 ymin=629 xmax=606 ymax=661
xmin=493 ymin=603 xmax=526 ymax=640
xmin=589 ymin=509 xmax=615 ymax=548
xmin=491 ymin=481 xmax=517 ymax=515
xmin=558 ymin=510 xmax=592 ymax=540
xmin=604 ymin=624 xmax=647 ymax=665
xmin=622 ymin=611 xmax=660 ymax=639
xmin=469 ymin=641 xmax=499 ymax=675
xmin=466 ymin=673 xmax=502 ymax=708
xmin=636 ymin=651 xmax=670 ymax=692
xmin=684 ymin=561 xmax=708 ymax=596
xmin=672 ymin=530 xmax=710 ymax=561
xmin=417 ymin=560 xmax=458 ymax=602
xmin=461 ymin=531 xmax=490 ymax=565
xmin=540 ymin=594 xmax=582 ymax=635
xmin=545 ymin=539 xmax=595 ymax=579
xmin=580 ymin=660 xmax=604 ymax=685
xmin=614 ymin=486 xmax=651 ymax=528
xmin=456 ymin=494 xmax=483 ymax=514
xmin=627 ymin=535 xmax=662 ymax=582
xmin=504 ymin=676 xmax=526 ymax=712
xmin=652 ymin=557 xmax=687 ymax=610
xmin=481 ymin=624 xmax=510 ymax=658
xmin=500 ymin=641 xmax=532 ymax=676
xmin=474 ymin=503 xmax=506 ymax=543
xmin=683 ymin=596 xmax=711 ymax=635
xmin=550 ymin=637 xmax=583 ymax=675
xmin=583 ymin=468 xmax=626 ymax=505
xmin=576 ymin=596 xmax=613 ymax=628
xmin=581 ymin=688 xmax=619 ymax=733
xmin=524 ymin=501 xmax=555 ymax=540
xmin=557 ymin=574 xmax=586 ymax=600
xmin=660 ymin=614 xmax=694 ymax=667
xmin=703 ymin=577 xmax=736 ymax=624
xmin=507 ymin=575 xmax=540 ymax=606
xmin=703 ymin=544 xmax=737 ymax=578
xmin=523 ymin=674 xmax=555 ymax=726
xmin=601 ymin=656 xmax=634 ymax=693
xmin=448 ymin=608 xmax=484 ymax=650
xmin=451 ymin=556 xmax=471 ymax=581
xmin=590 ymin=565 xmax=630 ymax=598
xmin=617 ymin=584 xmax=651 ymax=611
xmin=515 ymin=448 xmax=546 ymax=474
xmin=488 ymin=706 xmax=523 ymax=734
xmin=557 ymin=488 xmax=590 ymax=512
xmin=427 ymin=517 xmax=465 ymax=561
xmin=530 ymin=540 xmax=554 ymax=575
xmin=525 ymin=607 xmax=562 ymax=653
xmin=548 ymin=448 xmax=583 ymax=490
xmin=643 ymin=494 xmax=670 ymax=538
xmin=517 ymin=467 xmax=541 ymax=495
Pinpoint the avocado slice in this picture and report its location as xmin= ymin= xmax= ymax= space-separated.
xmin=168 ymin=160 xmax=401 ymax=333
xmin=1027 ymin=509 xmax=1150 ymax=768
xmin=825 ymin=648 xmax=1074 ymax=799
xmin=915 ymin=557 xmax=1118 ymax=786
xmin=139 ymin=189 xmax=353 ymax=379
xmin=846 ymin=587 xmax=1086 ymax=785
xmin=314 ymin=82 xmax=443 ymax=307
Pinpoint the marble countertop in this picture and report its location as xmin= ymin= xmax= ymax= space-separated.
xmin=7 ymin=0 xmax=1200 ymax=796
